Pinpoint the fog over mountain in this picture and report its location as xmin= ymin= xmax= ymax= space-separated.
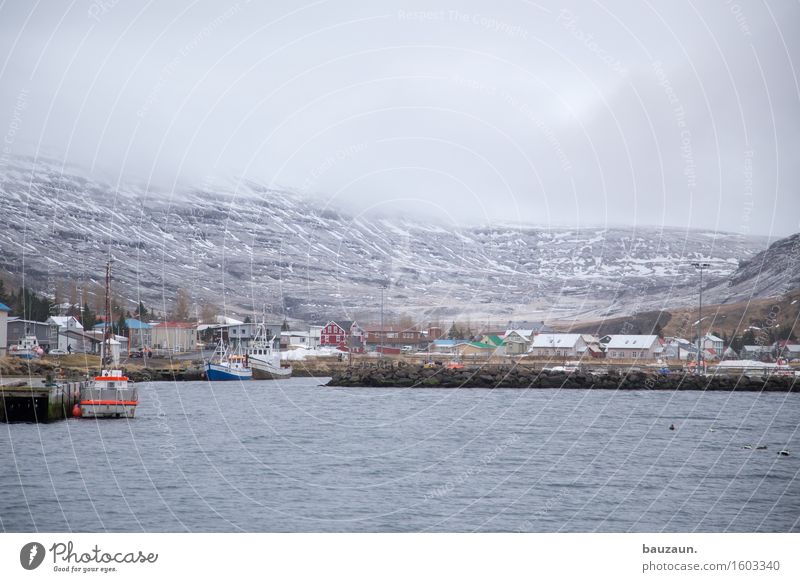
xmin=1 ymin=1 xmax=799 ymax=236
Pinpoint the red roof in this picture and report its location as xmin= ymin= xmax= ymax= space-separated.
xmin=152 ymin=321 xmax=196 ymax=328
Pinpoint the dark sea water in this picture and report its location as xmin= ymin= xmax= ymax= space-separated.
xmin=1 ymin=378 xmax=798 ymax=532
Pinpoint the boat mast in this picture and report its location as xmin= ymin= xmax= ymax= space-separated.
xmin=102 ymin=260 xmax=112 ymax=368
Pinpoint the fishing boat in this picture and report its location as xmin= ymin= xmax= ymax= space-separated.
xmin=205 ymin=342 xmax=253 ymax=381
xmin=9 ymin=335 xmax=43 ymax=359
xmin=247 ymin=323 xmax=292 ymax=380
xmin=77 ymin=370 xmax=138 ymax=419
xmin=76 ymin=261 xmax=138 ymax=419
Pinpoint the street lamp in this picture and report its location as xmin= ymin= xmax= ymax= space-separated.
xmin=379 ymin=281 xmax=388 ymax=358
xmin=692 ymin=262 xmax=710 ymax=374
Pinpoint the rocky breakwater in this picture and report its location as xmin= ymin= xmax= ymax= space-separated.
xmin=328 ymin=364 xmax=799 ymax=391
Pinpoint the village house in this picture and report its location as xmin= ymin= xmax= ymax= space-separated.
xmin=579 ymin=335 xmax=605 ymax=358
xmin=428 ymin=339 xmax=464 ymax=354
xmin=741 ymin=345 xmax=774 ymax=361
xmin=502 ymin=330 xmax=534 ymax=355
xmin=125 ymin=318 xmax=153 ymax=350
xmin=281 ymin=328 xmax=322 ymax=350
xmin=702 ymin=334 xmax=725 ymax=358
xmin=365 ymin=326 xmax=424 ymax=349
xmin=320 ymin=320 xmax=366 ymax=353
xmin=0 ymin=303 xmax=10 ymax=356
xmin=602 ymin=335 xmax=662 ymax=359
xmin=455 ymin=337 xmax=504 ymax=358
xmin=664 ymin=337 xmax=699 ymax=361
xmin=46 ymin=315 xmax=84 ymax=352
xmin=150 ymin=322 xmax=197 ymax=352
xmin=529 ymin=333 xmax=587 ymax=357
xmin=64 ymin=329 xmax=103 ymax=354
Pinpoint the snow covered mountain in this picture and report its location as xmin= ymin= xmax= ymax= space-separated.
xmin=708 ymin=232 xmax=800 ymax=303
xmin=0 ymin=156 xmax=778 ymax=324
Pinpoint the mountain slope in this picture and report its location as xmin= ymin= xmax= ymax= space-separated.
xmin=0 ymin=156 xmax=779 ymax=324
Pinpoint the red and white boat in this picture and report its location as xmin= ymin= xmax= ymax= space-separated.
xmin=75 ymin=261 xmax=138 ymax=419
xmin=78 ymin=370 xmax=138 ymax=418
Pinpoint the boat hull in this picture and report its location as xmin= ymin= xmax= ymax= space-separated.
xmin=251 ymin=360 xmax=292 ymax=379
xmin=79 ymin=402 xmax=137 ymax=418
xmin=205 ymin=362 xmax=253 ymax=381
xmin=79 ymin=384 xmax=138 ymax=419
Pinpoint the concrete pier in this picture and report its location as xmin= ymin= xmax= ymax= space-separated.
xmin=0 ymin=380 xmax=87 ymax=423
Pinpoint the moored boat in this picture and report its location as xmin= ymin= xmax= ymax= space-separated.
xmin=76 ymin=261 xmax=138 ymax=419
xmin=9 ymin=335 xmax=43 ymax=359
xmin=78 ymin=369 xmax=138 ymax=418
xmin=205 ymin=343 xmax=253 ymax=381
xmin=247 ymin=322 xmax=292 ymax=380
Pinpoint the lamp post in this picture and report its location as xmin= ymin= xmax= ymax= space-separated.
xmin=379 ymin=282 xmax=387 ymax=359
xmin=692 ymin=262 xmax=710 ymax=374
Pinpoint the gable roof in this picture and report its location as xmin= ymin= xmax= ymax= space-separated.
xmin=504 ymin=329 xmax=534 ymax=341
xmin=0 ymin=302 xmax=10 ymax=312
xmin=604 ymin=335 xmax=660 ymax=349
xmin=325 ymin=320 xmax=363 ymax=332
xmin=704 ymin=334 xmax=724 ymax=342
xmin=531 ymin=333 xmax=583 ymax=348
xmin=47 ymin=316 xmax=83 ymax=328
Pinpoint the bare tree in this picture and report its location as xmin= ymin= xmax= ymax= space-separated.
xmin=171 ymin=287 xmax=192 ymax=321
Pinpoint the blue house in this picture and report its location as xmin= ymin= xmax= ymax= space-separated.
xmin=126 ymin=318 xmax=153 ymax=349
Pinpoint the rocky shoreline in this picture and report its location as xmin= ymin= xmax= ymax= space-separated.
xmin=327 ymin=364 xmax=799 ymax=391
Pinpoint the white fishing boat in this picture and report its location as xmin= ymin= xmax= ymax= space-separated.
xmin=247 ymin=323 xmax=292 ymax=380
xmin=9 ymin=335 xmax=43 ymax=359
xmin=76 ymin=261 xmax=138 ymax=419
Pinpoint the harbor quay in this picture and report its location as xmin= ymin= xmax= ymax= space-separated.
xmin=0 ymin=378 xmax=87 ymax=422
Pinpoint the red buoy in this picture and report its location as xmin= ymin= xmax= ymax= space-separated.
xmin=72 ymin=404 xmax=82 ymax=418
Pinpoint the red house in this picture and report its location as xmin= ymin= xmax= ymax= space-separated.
xmin=320 ymin=320 xmax=366 ymax=353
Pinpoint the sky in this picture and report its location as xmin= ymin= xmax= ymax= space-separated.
xmin=0 ymin=0 xmax=798 ymax=236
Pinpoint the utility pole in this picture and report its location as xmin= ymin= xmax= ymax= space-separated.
xmin=692 ymin=262 xmax=710 ymax=374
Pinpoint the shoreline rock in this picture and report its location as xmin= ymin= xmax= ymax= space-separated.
xmin=327 ymin=364 xmax=799 ymax=391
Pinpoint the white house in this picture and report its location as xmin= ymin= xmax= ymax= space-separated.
xmin=603 ymin=335 xmax=662 ymax=359
xmin=0 ymin=302 xmax=10 ymax=357
xmin=46 ymin=316 xmax=84 ymax=351
xmin=150 ymin=322 xmax=197 ymax=352
xmin=529 ymin=334 xmax=587 ymax=357
xmin=702 ymin=334 xmax=724 ymax=354
xmin=281 ymin=329 xmax=321 ymax=349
